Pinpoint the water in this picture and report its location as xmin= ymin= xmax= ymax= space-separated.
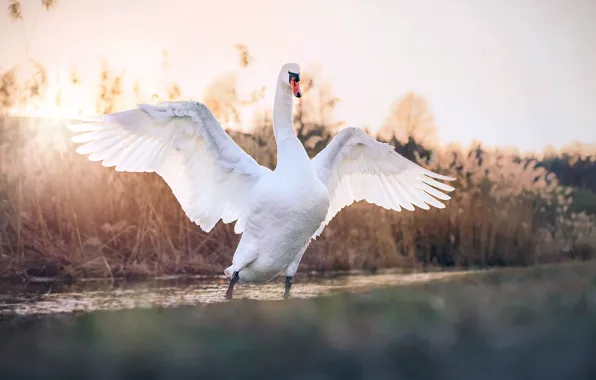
xmin=2 ymin=264 xmax=595 ymax=379
xmin=0 ymin=270 xmax=463 ymax=320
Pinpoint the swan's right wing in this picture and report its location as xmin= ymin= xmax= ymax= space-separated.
xmin=311 ymin=127 xmax=456 ymax=237
xmin=69 ymin=101 xmax=271 ymax=233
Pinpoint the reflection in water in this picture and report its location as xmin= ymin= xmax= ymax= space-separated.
xmin=0 ymin=271 xmax=464 ymax=318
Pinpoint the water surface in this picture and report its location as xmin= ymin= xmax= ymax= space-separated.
xmin=0 ymin=270 xmax=464 ymax=320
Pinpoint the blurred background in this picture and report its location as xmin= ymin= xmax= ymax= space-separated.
xmin=1 ymin=0 xmax=594 ymax=278
xmin=1 ymin=1 xmax=596 ymax=379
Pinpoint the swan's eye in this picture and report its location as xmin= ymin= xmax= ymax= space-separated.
xmin=288 ymin=71 xmax=300 ymax=84
xmin=288 ymin=71 xmax=302 ymax=98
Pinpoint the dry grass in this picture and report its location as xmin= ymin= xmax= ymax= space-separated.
xmin=1 ymin=57 xmax=595 ymax=279
xmin=0 ymin=113 xmax=595 ymax=280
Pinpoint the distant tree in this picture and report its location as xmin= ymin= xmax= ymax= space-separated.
xmin=539 ymin=154 xmax=596 ymax=194
xmin=376 ymin=93 xmax=438 ymax=162
xmin=293 ymin=65 xmax=344 ymax=156
xmin=379 ymin=92 xmax=438 ymax=149
xmin=543 ymin=144 xmax=558 ymax=159
xmin=560 ymin=141 xmax=596 ymax=161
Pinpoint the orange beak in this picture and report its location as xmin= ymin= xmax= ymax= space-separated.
xmin=290 ymin=77 xmax=302 ymax=98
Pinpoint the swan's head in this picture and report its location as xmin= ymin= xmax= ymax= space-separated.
xmin=280 ymin=62 xmax=302 ymax=98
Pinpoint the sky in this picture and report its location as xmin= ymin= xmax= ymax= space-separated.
xmin=1 ymin=0 xmax=595 ymax=152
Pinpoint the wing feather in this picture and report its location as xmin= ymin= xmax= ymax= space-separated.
xmin=311 ymin=127 xmax=456 ymax=236
xmin=69 ymin=101 xmax=271 ymax=233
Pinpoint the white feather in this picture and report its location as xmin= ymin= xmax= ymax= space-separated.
xmin=68 ymin=63 xmax=457 ymax=288
xmin=311 ymin=127 xmax=456 ymax=236
xmin=68 ymin=101 xmax=271 ymax=233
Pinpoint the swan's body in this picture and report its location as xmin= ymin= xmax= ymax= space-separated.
xmin=69 ymin=63 xmax=455 ymax=299
xmin=229 ymin=143 xmax=329 ymax=283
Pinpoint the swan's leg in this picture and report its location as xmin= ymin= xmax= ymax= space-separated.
xmin=225 ymin=271 xmax=240 ymax=300
xmin=224 ymin=238 xmax=258 ymax=300
xmin=284 ymin=276 xmax=293 ymax=299
xmin=284 ymin=244 xmax=308 ymax=299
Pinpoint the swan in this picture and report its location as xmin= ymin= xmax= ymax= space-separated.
xmin=68 ymin=62 xmax=456 ymax=300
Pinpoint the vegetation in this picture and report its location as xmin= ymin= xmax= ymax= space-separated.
xmin=1 ymin=260 xmax=595 ymax=379
xmin=1 ymin=5 xmax=595 ymax=377
xmin=1 ymin=1 xmax=595 ymax=280
xmin=1 ymin=65 xmax=595 ymax=279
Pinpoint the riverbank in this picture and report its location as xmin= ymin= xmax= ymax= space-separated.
xmin=1 ymin=260 xmax=595 ymax=379
xmin=0 ymin=268 xmax=469 ymax=323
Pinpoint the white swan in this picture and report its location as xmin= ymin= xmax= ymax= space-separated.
xmin=68 ymin=62 xmax=456 ymax=300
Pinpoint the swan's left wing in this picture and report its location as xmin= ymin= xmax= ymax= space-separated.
xmin=311 ymin=127 xmax=456 ymax=237
xmin=68 ymin=101 xmax=271 ymax=233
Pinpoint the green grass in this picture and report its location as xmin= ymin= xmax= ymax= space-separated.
xmin=1 ymin=261 xmax=596 ymax=379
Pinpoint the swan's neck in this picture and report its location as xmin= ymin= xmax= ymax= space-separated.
xmin=273 ymin=81 xmax=294 ymax=144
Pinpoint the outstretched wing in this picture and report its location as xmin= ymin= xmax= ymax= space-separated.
xmin=311 ymin=127 xmax=456 ymax=237
xmin=69 ymin=101 xmax=271 ymax=233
